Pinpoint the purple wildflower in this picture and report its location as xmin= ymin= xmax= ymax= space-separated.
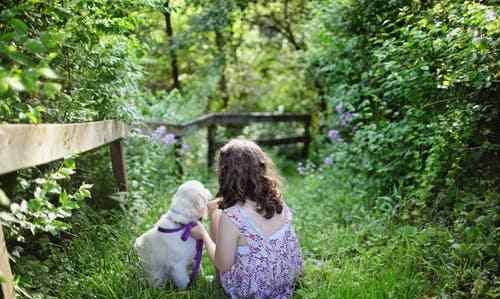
xmin=335 ymin=103 xmax=344 ymax=114
xmin=328 ymin=129 xmax=343 ymax=142
xmin=152 ymin=126 xmax=167 ymax=140
xmin=161 ymin=133 xmax=177 ymax=145
xmin=324 ymin=156 xmax=334 ymax=165
xmin=340 ymin=112 xmax=353 ymax=127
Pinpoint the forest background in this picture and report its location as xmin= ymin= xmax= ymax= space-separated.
xmin=0 ymin=0 xmax=499 ymax=298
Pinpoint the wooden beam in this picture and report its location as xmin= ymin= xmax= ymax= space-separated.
xmin=255 ymin=136 xmax=308 ymax=146
xmin=145 ymin=113 xmax=311 ymax=136
xmin=0 ymin=225 xmax=14 ymax=299
xmin=141 ymin=121 xmax=186 ymax=136
xmin=0 ymin=121 xmax=127 ymax=176
xmin=210 ymin=113 xmax=311 ymax=125
xmin=143 ymin=112 xmax=313 ymax=170
xmin=216 ymin=136 xmax=308 ymax=148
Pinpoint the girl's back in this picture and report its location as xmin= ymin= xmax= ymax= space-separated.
xmin=220 ymin=203 xmax=303 ymax=299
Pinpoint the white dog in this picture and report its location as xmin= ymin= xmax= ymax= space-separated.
xmin=134 ymin=180 xmax=212 ymax=289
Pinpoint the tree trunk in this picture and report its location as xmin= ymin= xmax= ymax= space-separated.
xmin=164 ymin=1 xmax=181 ymax=90
xmin=215 ymin=29 xmax=229 ymax=110
xmin=283 ymin=0 xmax=303 ymax=51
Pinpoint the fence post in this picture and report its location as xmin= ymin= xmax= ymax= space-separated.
xmin=207 ymin=124 xmax=217 ymax=169
xmin=109 ymin=139 xmax=128 ymax=192
xmin=0 ymin=225 xmax=14 ymax=299
xmin=303 ymin=116 xmax=311 ymax=159
xmin=174 ymin=136 xmax=184 ymax=181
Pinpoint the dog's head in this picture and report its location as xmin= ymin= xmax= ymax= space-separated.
xmin=167 ymin=180 xmax=212 ymax=224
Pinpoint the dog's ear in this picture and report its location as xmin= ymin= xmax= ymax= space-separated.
xmin=192 ymin=195 xmax=207 ymax=218
xmin=194 ymin=188 xmax=211 ymax=218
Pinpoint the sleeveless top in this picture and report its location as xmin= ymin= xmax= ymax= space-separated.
xmin=220 ymin=203 xmax=304 ymax=299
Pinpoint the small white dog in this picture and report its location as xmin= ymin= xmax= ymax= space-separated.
xmin=134 ymin=180 xmax=212 ymax=289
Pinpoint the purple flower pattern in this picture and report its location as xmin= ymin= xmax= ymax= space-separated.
xmin=220 ymin=204 xmax=304 ymax=299
xmin=151 ymin=126 xmax=178 ymax=146
xmin=151 ymin=126 xmax=167 ymax=140
xmin=328 ymin=129 xmax=343 ymax=142
xmin=340 ymin=112 xmax=353 ymax=127
xmin=162 ymin=133 xmax=177 ymax=145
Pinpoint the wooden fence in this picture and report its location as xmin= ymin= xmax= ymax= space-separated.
xmin=0 ymin=120 xmax=127 ymax=299
xmin=146 ymin=112 xmax=312 ymax=169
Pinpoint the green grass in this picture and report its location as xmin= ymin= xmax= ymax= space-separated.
xmin=16 ymin=154 xmax=431 ymax=298
xmin=286 ymin=175 xmax=429 ymax=299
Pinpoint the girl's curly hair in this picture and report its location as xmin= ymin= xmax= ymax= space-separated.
xmin=217 ymin=139 xmax=283 ymax=219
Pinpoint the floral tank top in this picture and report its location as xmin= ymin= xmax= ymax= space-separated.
xmin=220 ymin=203 xmax=304 ymax=299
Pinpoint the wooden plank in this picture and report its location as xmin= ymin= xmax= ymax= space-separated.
xmin=255 ymin=136 xmax=308 ymax=146
xmin=0 ymin=225 xmax=15 ymax=299
xmin=145 ymin=113 xmax=311 ymax=136
xmin=145 ymin=114 xmax=215 ymax=137
xmin=0 ymin=121 xmax=127 ymax=175
xmin=215 ymin=136 xmax=308 ymax=149
xmin=211 ymin=113 xmax=311 ymax=125
xmin=141 ymin=121 xmax=186 ymax=136
xmin=143 ymin=112 xmax=313 ymax=170
xmin=109 ymin=140 xmax=128 ymax=192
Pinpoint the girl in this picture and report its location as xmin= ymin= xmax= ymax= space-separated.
xmin=191 ymin=139 xmax=304 ymax=299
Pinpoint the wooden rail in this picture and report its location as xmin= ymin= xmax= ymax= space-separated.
xmin=146 ymin=112 xmax=311 ymax=168
xmin=0 ymin=120 xmax=128 ymax=299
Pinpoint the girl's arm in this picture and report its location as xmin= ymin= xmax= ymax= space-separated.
xmin=194 ymin=213 xmax=239 ymax=272
xmin=214 ymin=212 xmax=239 ymax=271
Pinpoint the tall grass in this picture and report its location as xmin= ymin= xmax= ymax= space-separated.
xmin=16 ymin=144 xmax=431 ymax=298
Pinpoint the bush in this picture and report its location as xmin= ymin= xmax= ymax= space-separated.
xmin=307 ymin=0 xmax=499 ymax=297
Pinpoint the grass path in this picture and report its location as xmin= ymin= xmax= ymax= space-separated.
xmin=18 ymin=169 xmax=429 ymax=298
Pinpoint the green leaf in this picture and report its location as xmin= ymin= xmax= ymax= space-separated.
xmin=42 ymin=82 xmax=61 ymax=98
xmin=0 ymin=189 xmax=9 ymax=207
xmin=59 ymin=190 xmax=70 ymax=207
xmin=39 ymin=67 xmax=58 ymax=79
xmin=4 ymin=76 xmax=25 ymax=91
xmin=24 ymin=38 xmax=45 ymax=53
xmin=11 ymin=18 xmax=29 ymax=34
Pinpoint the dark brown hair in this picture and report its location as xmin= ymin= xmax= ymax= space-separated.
xmin=217 ymin=139 xmax=283 ymax=219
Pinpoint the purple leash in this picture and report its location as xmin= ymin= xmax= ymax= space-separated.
xmin=158 ymin=222 xmax=204 ymax=287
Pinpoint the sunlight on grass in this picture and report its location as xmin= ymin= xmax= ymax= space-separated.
xmin=17 ymin=165 xmax=430 ymax=299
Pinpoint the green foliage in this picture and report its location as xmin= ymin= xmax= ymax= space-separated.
xmin=2 ymin=0 xmax=499 ymax=298
xmin=0 ymin=159 xmax=91 ymax=241
xmin=0 ymin=0 xmax=167 ymax=252
xmin=13 ymin=135 xmax=207 ymax=298
xmin=0 ymin=0 xmax=160 ymax=123
xmin=15 ymin=155 xmax=429 ymax=298
xmin=308 ymin=0 xmax=499 ymax=297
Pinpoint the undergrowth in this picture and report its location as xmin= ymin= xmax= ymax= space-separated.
xmin=15 ymin=139 xmax=433 ymax=299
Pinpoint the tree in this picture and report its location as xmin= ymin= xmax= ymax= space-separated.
xmin=245 ymin=0 xmax=309 ymax=51
xmin=163 ymin=1 xmax=181 ymax=90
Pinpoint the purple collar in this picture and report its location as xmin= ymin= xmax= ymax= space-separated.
xmin=157 ymin=222 xmax=203 ymax=287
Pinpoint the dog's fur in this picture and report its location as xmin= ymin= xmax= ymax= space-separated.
xmin=134 ymin=180 xmax=212 ymax=288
